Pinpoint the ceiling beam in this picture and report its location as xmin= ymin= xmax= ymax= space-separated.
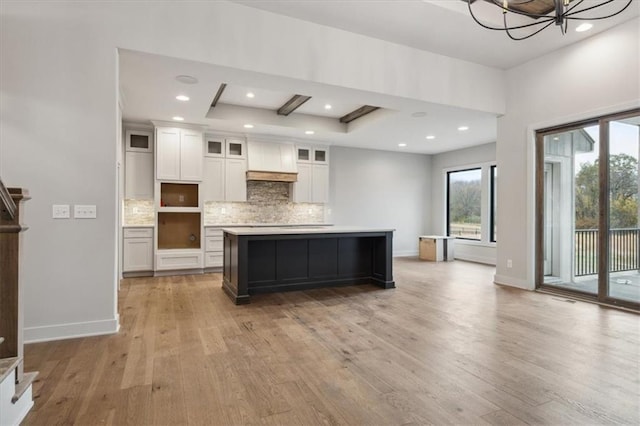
xmin=339 ymin=105 xmax=380 ymax=124
xmin=277 ymin=95 xmax=311 ymax=116
xmin=210 ymin=83 xmax=227 ymax=108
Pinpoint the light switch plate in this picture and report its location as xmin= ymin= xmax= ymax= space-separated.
xmin=52 ymin=204 xmax=70 ymax=219
xmin=74 ymin=204 xmax=97 ymax=219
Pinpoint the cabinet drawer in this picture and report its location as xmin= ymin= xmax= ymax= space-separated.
xmin=205 ymin=227 xmax=224 ymax=237
xmin=124 ymin=227 xmax=153 ymax=238
xmin=155 ymin=250 xmax=203 ymax=270
xmin=205 ymin=252 xmax=223 ymax=268
xmin=205 ymin=237 xmax=223 ymax=252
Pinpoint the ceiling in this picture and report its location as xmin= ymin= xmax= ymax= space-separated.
xmin=119 ymin=0 xmax=638 ymax=155
xmin=231 ymin=0 xmax=638 ymax=69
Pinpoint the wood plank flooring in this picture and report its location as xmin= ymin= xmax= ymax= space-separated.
xmin=23 ymin=258 xmax=640 ymax=425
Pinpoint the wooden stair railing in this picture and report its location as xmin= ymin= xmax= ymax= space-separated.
xmin=0 ymin=177 xmax=37 ymax=394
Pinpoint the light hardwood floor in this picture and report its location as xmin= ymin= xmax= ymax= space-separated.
xmin=23 ymin=258 xmax=640 ymax=425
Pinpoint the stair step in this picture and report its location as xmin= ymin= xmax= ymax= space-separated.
xmin=12 ymin=371 xmax=38 ymax=404
xmin=0 ymin=357 xmax=21 ymax=383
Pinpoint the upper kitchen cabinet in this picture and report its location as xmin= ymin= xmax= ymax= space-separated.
xmin=125 ymin=128 xmax=154 ymax=199
xmin=156 ymin=127 xmax=203 ymax=181
xmin=293 ymin=145 xmax=330 ymax=203
xmin=205 ymin=137 xmax=225 ymax=158
xmin=313 ymin=146 xmax=329 ymax=164
xmin=125 ymin=151 xmax=154 ymax=199
xmin=226 ymin=138 xmax=246 ymax=159
xmin=126 ymin=130 xmax=153 ymax=153
xmin=225 ymin=158 xmax=247 ymax=202
xmin=296 ymin=146 xmax=312 ymax=163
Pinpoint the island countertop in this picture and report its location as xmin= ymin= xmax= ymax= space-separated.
xmin=221 ymin=226 xmax=395 ymax=236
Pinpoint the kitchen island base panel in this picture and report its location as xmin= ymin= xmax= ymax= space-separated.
xmin=222 ymin=229 xmax=394 ymax=304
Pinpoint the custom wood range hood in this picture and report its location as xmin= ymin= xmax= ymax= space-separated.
xmin=245 ymin=141 xmax=298 ymax=183
xmin=246 ymin=170 xmax=297 ymax=183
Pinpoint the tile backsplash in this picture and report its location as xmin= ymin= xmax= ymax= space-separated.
xmin=124 ymin=181 xmax=326 ymax=226
xmin=204 ymin=201 xmax=325 ymax=225
xmin=206 ymin=181 xmax=325 ymax=225
xmin=123 ymin=199 xmax=154 ymax=225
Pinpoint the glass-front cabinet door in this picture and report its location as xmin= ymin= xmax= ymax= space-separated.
xmin=536 ymin=109 xmax=640 ymax=310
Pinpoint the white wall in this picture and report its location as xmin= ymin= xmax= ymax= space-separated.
xmin=0 ymin=1 xmax=503 ymax=341
xmin=430 ymin=143 xmax=496 ymax=264
xmin=329 ymin=147 xmax=431 ymax=256
xmin=495 ymin=18 xmax=640 ymax=289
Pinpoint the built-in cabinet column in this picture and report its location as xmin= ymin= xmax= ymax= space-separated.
xmin=154 ymin=126 xmax=204 ymax=271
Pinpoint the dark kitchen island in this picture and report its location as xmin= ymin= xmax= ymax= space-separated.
xmin=222 ymin=226 xmax=395 ymax=304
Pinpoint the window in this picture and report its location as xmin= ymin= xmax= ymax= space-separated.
xmin=490 ymin=165 xmax=497 ymax=242
xmin=447 ymin=168 xmax=482 ymax=240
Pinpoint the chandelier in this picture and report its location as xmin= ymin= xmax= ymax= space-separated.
xmin=466 ymin=0 xmax=635 ymax=40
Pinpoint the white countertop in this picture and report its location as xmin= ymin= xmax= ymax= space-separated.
xmin=222 ymin=226 xmax=395 ymax=236
xmin=123 ymin=224 xmax=154 ymax=228
xmin=205 ymin=223 xmax=333 ymax=227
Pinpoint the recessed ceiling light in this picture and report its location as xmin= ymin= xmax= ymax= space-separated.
xmin=172 ymin=116 xmax=184 ymax=121
xmin=575 ymin=23 xmax=593 ymax=32
xmin=398 ymin=143 xmax=407 ymax=147
xmin=176 ymin=95 xmax=190 ymax=101
xmin=243 ymin=124 xmax=254 ymax=129
xmin=246 ymin=92 xmax=255 ymax=98
xmin=411 ymin=112 xmax=427 ymax=118
xmin=426 ymin=135 xmax=435 ymax=140
xmin=458 ymin=126 xmax=469 ymax=131
xmin=175 ymin=75 xmax=198 ymax=85
xmin=324 ymin=104 xmax=332 ymax=110
xmin=305 ymin=130 xmax=315 ymax=135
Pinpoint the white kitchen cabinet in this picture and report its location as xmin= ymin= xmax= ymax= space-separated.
xmin=156 ymin=127 xmax=181 ymax=180
xmin=296 ymin=146 xmax=312 ymax=163
xmin=155 ymin=249 xmax=203 ymax=270
xmin=123 ymin=227 xmax=154 ymax=272
xmin=205 ymin=137 xmax=225 ymax=158
xmin=313 ymin=147 xmax=329 ymax=164
xmin=226 ymin=138 xmax=246 ymax=159
xmin=126 ymin=130 xmax=153 ymax=153
xmin=225 ymin=158 xmax=247 ymax=202
xmin=312 ymin=164 xmax=329 ymax=203
xmin=180 ymin=130 xmax=204 ymax=181
xmin=156 ymin=127 xmax=203 ymax=181
xmin=204 ymin=227 xmax=223 ymax=268
xmin=125 ymin=151 xmax=154 ymax=199
xmin=293 ymin=144 xmax=330 ymax=203
xmin=202 ymin=157 xmax=225 ymax=201
xmin=293 ymin=163 xmax=312 ymax=203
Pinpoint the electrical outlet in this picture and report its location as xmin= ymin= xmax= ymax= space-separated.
xmin=52 ymin=204 xmax=70 ymax=219
xmin=221 ymin=207 xmax=226 ymax=214
xmin=74 ymin=204 xmax=97 ymax=219
xmin=179 ymin=195 xmax=185 ymax=202
xmin=507 ymin=259 xmax=513 ymax=268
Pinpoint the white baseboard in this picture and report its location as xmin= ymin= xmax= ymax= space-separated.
xmin=24 ymin=317 xmax=120 ymax=344
xmin=454 ymin=254 xmax=496 ymax=265
xmin=493 ymin=274 xmax=533 ymax=290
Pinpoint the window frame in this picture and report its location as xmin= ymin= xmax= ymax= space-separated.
xmin=490 ymin=165 xmax=497 ymax=243
xmin=446 ymin=167 xmax=483 ymax=241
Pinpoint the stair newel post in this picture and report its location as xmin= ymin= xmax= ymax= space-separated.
xmin=0 ymin=180 xmax=30 ymax=382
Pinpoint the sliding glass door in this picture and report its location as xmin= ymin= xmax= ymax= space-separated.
xmin=536 ymin=109 xmax=640 ymax=310
xmin=607 ymin=116 xmax=639 ymax=303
